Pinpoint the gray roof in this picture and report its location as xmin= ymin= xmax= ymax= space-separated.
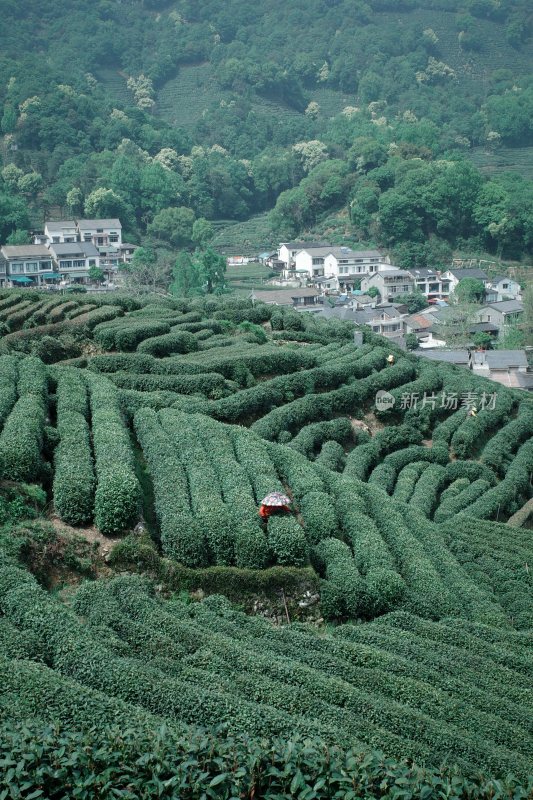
xmin=449 ymin=268 xmax=488 ymax=281
xmin=483 ymin=300 xmax=523 ymax=313
xmin=280 ymin=241 xmax=328 ymax=250
xmin=485 ymin=350 xmax=528 ymax=369
xmin=371 ymin=269 xmax=413 ymax=278
xmin=251 ymin=288 xmax=319 ymax=305
xmin=44 ymin=220 xmax=76 ymax=231
xmin=417 ymin=349 xmax=470 ymax=365
xmin=1 ymin=245 xmax=51 ymax=258
xmin=408 ymin=268 xmax=441 ymax=278
xmin=76 ymin=218 xmax=122 ymax=229
xmin=516 ymin=372 xmax=533 ymax=390
xmin=314 ymin=306 xmax=360 ymax=322
xmin=48 ymin=242 xmax=100 ymax=257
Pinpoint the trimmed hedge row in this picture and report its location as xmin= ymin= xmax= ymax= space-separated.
xmin=137 ymin=330 xmax=199 ymax=356
xmin=462 ymin=438 xmax=533 ymax=521
xmin=392 ymin=462 xmax=431 ymax=503
xmin=88 ymin=373 xmax=140 ymax=535
xmin=314 ymin=537 xmax=362 ymax=619
xmin=252 ymin=353 xmax=415 ymax=440
xmin=345 ymin=425 xmax=423 ymax=482
xmin=210 ymin=348 xmax=377 ymax=424
xmin=434 ymin=479 xmax=492 ymax=522
xmin=335 ymin=486 xmax=405 ymax=617
xmin=0 ymin=395 xmax=46 ymax=481
xmin=53 ymin=370 xmax=95 ymax=525
xmin=0 ymin=356 xmax=18 ymax=432
xmin=267 ymin=515 xmax=309 ymax=567
xmin=159 ymin=410 xmax=237 ymax=567
xmin=134 ymin=408 xmax=207 ymax=567
xmin=108 ymin=370 xmax=228 ymax=397
xmin=315 ymin=439 xmax=346 ymax=471
xmin=289 ymin=417 xmax=354 ymax=458
xmin=192 ymin=415 xmax=270 ymax=569
xmin=451 ymin=391 xmax=515 ymax=459
xmin=480 ymin=406 xmax=533 ymax=475
xmin=94 ymin=320 xmax=171 ymax=351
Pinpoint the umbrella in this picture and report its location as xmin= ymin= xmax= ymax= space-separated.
xmin=261 ymin=491 xmax=291 ymax=507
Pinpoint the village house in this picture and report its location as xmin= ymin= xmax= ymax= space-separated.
xmin=0 ymin=245 xmax=55 ymax=287
xmin=475 ymin=300 xmax=524 ymax=331
xmin=47 ymin=242 xmax=100 ymax=284
xmin=440 ymin=267 xmax=490 ymax=295
xmin=277 ymin=242 xmax=328 ymax=271
xmin=250 ymin=287 xmax=320 ymax=307
xmin=361 ymin=270 xmax=415 ymax=302
xmin=407 ymin=268 xmax=450 ymax=302
xmin=285 ymin=245 xmax=391 ymax=288
xmin=472 ymin=350 xmax=530 ymax=389
xmin=484 ymin=275 xmax=522 ymax=303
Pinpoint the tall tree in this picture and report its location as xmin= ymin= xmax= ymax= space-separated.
xmin=195 ymin=247 xmax=226 ymax=294
xmin=170 ymin=252 xmax=201 ymax=297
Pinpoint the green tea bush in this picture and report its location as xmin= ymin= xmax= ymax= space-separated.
xmin=451 ymin=391 xmax=514 ymax=459
xmin=299 ymin=491 xmax=337 ymax=543
xmin=0 ymin=396 xmax=45 ymax=481
xmin=392 ymin=462 xmax=430 ymax=503
xmin=315 ymin=440 xmax=346 ymax=471
xmin=464 ymin=438 xmax=533 ymax=520
xmin=0 ymin=355 xmax=18 ymax=431
xmin=289 ymin=418 xmax=353 ymax=458
xmin=480 ymin=406 xmax=533 ymax=474
xmin=434 ymin=479 xmax=492 ymax=522
xmin=134 ymin=408 xmax=208 ymax=567
xmin=94 ymin=320 xmax=171 ymax=351
xmin=267 ymin=515 xmax=309 ymax=566
xmin=137 ymin=330 xmax=199 ymax=356
xmin=53 ymin=409 xmax=95 ymax=525
xmin=88 ymin=373 xmax=140 ymax=535
xmin=109 ymin=370 xmax=227 ymax=397
xmin=314 ymin=537 xmax=363 ymax=618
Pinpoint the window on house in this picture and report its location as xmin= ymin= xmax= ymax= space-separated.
xmin=97 ymin=228 xmax=103 ymax=233
xmin=370 ymin=258 xmax=379 ymax=262
xmin=39 ymin=261 xmax=52 ymax=271
xmin=83 ymin=233 xmax=92 ymax=242
xmin=25 ymin=262 xmax=38 ymax=273
xmin=109 ymin=233 xmax=119 ymax=242
xmin=502 ymin=283 xmax=509 ymax=289
xmin=73 ymin=260 xmax=85 ymax=268
xmin=88 ymin=259 xmax=96 ymax=266
xmin=10 ymin=264 xmax=24 ymax=274
xmin=355 ymin=259 xmax=363 ymax=263
xmin=64 ymin=237 xmax=75 ymax=243
xmin=60 ymin=260 xmax=73 ymax=269
xmin=402 ymin=285 xmax=410 ymax=292
xmin=52 ymin=237 xmax=60 ymax=243
xmin=312 ymin=258 xmax=324 ymax=265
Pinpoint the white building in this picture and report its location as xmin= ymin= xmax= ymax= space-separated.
xmin=361 ymin=270 xmax=415 ymax=302
xmin=42 ymin=220 xmax=78 ymax=244
xmin=286 ymin=245 xmax=391 ymax=288
xmin=77 ymin=219 xmax=122 ymax=248
xmin=485 ymin=275 xmax=522 ymax=303
xmin=0 ymin=245 xmax=55 ymax=287
xmin=407 ymin=268 xmax=451 ymax=301
xmin=48 ymin=242 xmax=100 ymax=283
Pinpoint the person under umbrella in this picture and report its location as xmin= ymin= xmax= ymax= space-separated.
xmin=259 ymin=491 xmax=291 ymax=519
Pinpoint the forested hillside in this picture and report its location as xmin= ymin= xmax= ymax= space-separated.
xmin=0 ymin=0 xmax=532 ymax=265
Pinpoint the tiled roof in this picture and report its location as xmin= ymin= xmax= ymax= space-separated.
xmin=1 ymin=245 xmax=51 ymax=258
xmin=76 ymin=218 xmax=122 ymax=229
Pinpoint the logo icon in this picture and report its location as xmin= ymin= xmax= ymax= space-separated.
xmin=375 ymin=390 xmax=395 ymax=411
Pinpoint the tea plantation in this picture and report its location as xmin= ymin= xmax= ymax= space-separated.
xmin=0 ymin=289 xmax=531 ymax=796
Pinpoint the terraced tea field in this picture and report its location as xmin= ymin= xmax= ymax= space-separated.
xmin=0 ymin=289 xmax=531 ymax=781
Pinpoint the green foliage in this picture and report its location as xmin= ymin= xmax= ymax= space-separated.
xmin=88 ymin=373 xmax=140 ymax=535
xmin=267 ymin=515 xmax=309 ymax=567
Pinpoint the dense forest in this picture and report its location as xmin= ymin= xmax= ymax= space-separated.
xmin=0 ymin=0 xmax=532 ymax=262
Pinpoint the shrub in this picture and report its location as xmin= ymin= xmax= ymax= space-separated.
xmin=137 ymin=330 xmax=199 ymax=356
xmin=0 ymin=396 xmax=45 ymax=482
xmin=53 ymin=410 xmax=95 ymax=525
xmin=315 ymin=440 xmax=346 ymax=471
xmin=268 ymin=516 xmax=309 ymax=567
xmin=88 ymin=373 xmax=140 ymax=535
xmin=0 ymin=356 xmax=18 ymax=431
xmin=299 ymin=491 xmax=338 ymax=545
xmin=94 ymin=466 xmax=141 ymax=536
